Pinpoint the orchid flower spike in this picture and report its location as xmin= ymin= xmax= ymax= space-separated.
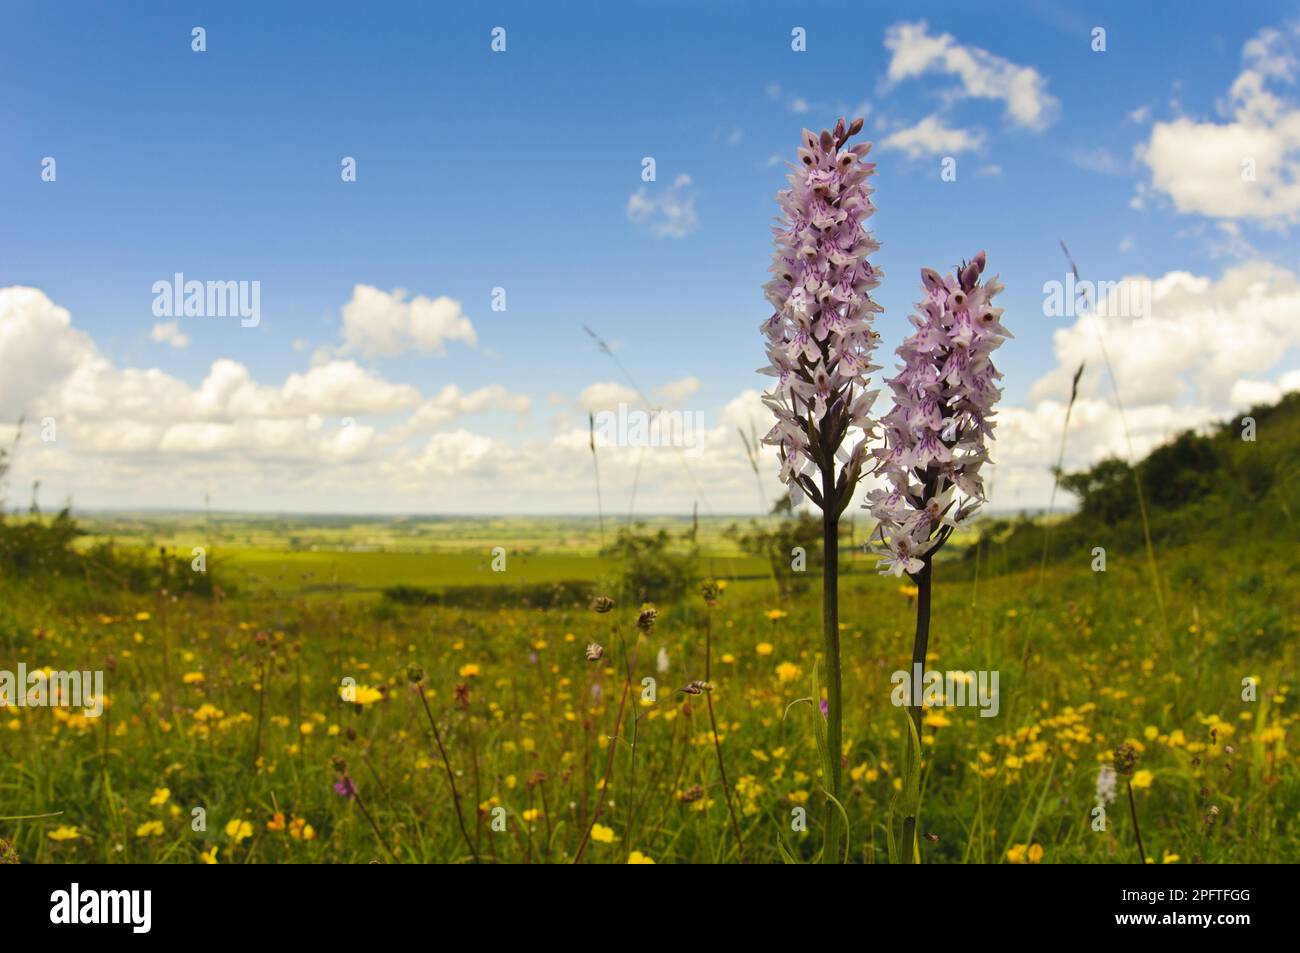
xmin=866 ymin=252 xmax=1010 ymax=577
xmin=759 ymin=117 xmax=883 ymax=515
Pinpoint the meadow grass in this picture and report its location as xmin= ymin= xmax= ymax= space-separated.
xmin=1 ymin=527 xmax=1294 ymax=864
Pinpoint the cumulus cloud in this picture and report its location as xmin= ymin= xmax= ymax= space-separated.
xmin=1231 ymin=369 xmax=1300 ymax=406
xmin=150 ymin=321 xmax=190 ymax=349
xmin=883 ymin=21 xmax=1059 ymax=131
xmin=2 ymin=284 xmax=785 ymax=513
xmin=881 ymin=115 xmax=985 ymax=158
xmin=655 ymin=376 xmax=701 ymax=405
xmin=1139 ymin=24 xmax=1300 ymax=223
xmin=0 ymin=287 xmax=96 ymax=412
xmin=384 ymin=384 xmax=531 ymax=442
xmin=339 ymin=284 xmax=476 ymax=358
xmin=989 ymin=260 xmax=1300 ymax=507
xmin=1030 ymin=262 xmax=1300 ymax=408
xmin=627 ymin=174 xmax=698 ymax=239
xmin=577 ymin=381 xmax=640 ymax=412
xmin=0 ymin=286 xmax=508 ymax=483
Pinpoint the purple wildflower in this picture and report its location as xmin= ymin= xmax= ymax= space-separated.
xmin=866 ymin=253 xmax=1010 ymax=576
xmin=333 ymin=776 xmax=357 ymax=799
xmin=759 ymin=118 xmax=882 ymax=513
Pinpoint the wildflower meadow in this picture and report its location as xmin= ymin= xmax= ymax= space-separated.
xmin=1 ymin=3 xmax=1297 ymax=890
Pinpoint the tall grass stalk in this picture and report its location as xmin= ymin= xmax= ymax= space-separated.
xmin=588 ymin=412 xmax=605 ymax=549
xmin=1125 ymin=779 xmax=1147 ymax=865
xmin=574 ymin=623 xmax=638 ymax=863
xmin=702 ymin=583 xmax=745 ymax=860
xmin=1059 ymin=241 xmax=1167 ymax=642
xmin=411 ymin=675 xmax=479 ymax=863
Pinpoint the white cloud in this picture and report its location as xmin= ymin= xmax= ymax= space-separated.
xmin=577 ymin=381 xmax=640 ymax=412
xmin=0 ymin=286 xmax=504 ymax=478
xmin=1139 ymin=24 xmax=1300 ymax=223
xmin=715 ymin=124 xmax=744 ymax=147
xmin=1068 ymin=147 xmax=1125 ymax=175
xmin=881 ymin=115 xmax=985 ymax=158
xmin=150 ymin=321 xmax=190 ymax=349
xmin=989 ymin=398 xmax=1225 ymax=510
xmin=277 ymin=361 xmax=421 ymax=416
xmin=883 ymin=21 xmax=1059 ymax=131
xmin=339 ymin=284 xmax=476 ymax=358
xmin=1031 ymin=262 xmax=1300 ymax=409
xmin=655 ymin=376 xmax=701 ymax=405
xmin=0 ymin=287 xmax=96 ymax=412
xmin=627 ymin=174 xmax=698 ymax=239
xmin=384 ymin=384 xmax=531 ymax=442
xmin=993 ymin=260 xmax=1300 ymax=506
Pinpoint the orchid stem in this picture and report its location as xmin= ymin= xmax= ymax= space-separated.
xmin=821 ymin=466 xmax=843 ymax=863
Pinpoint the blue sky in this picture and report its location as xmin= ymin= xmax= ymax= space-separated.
xmin=3 ymin=1 xmax=1299 ymax=513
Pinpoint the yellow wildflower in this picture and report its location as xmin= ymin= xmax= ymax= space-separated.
xmin=225 ymin=819 xmax=254 ymax=843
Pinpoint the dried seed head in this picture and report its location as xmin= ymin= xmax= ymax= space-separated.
xmin=1113 ymin=742 xmax=1138 ymax=777
xmin=681 ymin=680 xmax=712 ymax=695
xmin=636 ymin=605 xmax=659 ymax=632
xmin=700 ymin=578 xmax=720 ymax=605
xmin=406 ymin=664 xmax=425 ymax=684
xmin=585 ymin=642 xmax=604 ymax=662
xmin=592 ymin=596 xmax=615 ymax=614
xmin=679 ymin=784 xmax=705 ymax=804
